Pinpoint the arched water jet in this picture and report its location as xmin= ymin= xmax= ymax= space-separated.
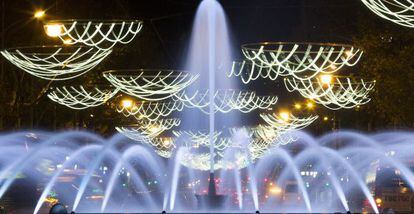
xmin=101 ymin=144 xmax=166 ymax=212
xmin=320 ymin=147 xmax=379 ymax=214
xmin=34 ymin=145 xmax=102 ymax=214
xmin=256 ymin=148 xmax=312 ymax=213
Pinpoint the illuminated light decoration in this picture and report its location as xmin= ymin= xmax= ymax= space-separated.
xmin=116 ymin=100 xmax=185 ymax=121
xmin=116 ymin=118 xmax=181 ymax=139
xmin=44 ymin=20 xmax=143 ymax=50
xmin=228 ymin=60 xmax=281 ymax=84
xmin=103 ymin=69 xmax=199 ymax=101
xmin=260 ymin=113 xmax=318 ymax=132
xmin=172 ymin=130 xmax=230 ymax=151
xmin=179 ymin=150 xmax=251 ymax=171
xmin=34 ymin=10 xmax=46 ymax=19
xmin=47 ymin=86 xmax=119 ymax=110
xmin=1 ymin=46 xmax=111 ymax=80
xmin=284 ymin=76 xmax=376 ymax=110
xmin=360 ymin=0 xmax=414 ymax=28
xmin=241 ymin=42 xmax=363 ymax=80
xmin=173 ymin=90 xmax=278 ymax=114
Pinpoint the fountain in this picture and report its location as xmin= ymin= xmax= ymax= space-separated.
xmin=0 ymin=0 xmax=406 ymax=213
xmin=0 ymin=130 xmax=412 ymax=213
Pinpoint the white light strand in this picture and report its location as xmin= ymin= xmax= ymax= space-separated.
xmin=241 ymin=43 xmax=363 ymax=80
xmin=116 ymin=100 xmax=185 ymax=121
xmin=1 ymin=47 xmax=111 ymax=80
xmin=103 ymin=70 xmax=199 ymax=101
xmin=361 ymin=0 xmax=414 ymax=28
xmin=284 ymin=77 xmax=376 ymax=110
xmin=228 ymin=60 xmax=280 ymax=84
xmin=173 ymin=90 xmax=278 ymax=114
xmin=47 ymin=86 xmax=119 ymax=110
xmin=260 ymin=113 xmax=318 ymax=132
xmin=116 ymin=118 xmax=181 ymax=139
xmin=45 ymin=20 xmax=143 ymax=50
xmin=172 ymin=130 xmax=230 ymax=151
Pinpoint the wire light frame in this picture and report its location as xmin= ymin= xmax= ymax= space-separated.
xmin=116 ymin=118 xmax=181 ymax=139
xmin=44 ymin=20 xmax=143 ymax=50
xmin=284 ymin=76 xmax=376 ymax=110
xmin=1 ymin=46 xmax=111 ymax=80
xmin=116 ymin=100 xmax=185 ymax=121
xmin=48 ymin=86 xmax=119 ymax=110
xmin=103 ymin=69 xmax=199 ymax=101
xmin=173 ymin=89 xmax=278 ymax=114
xmin=260 ymin=113 xmax=319 ymax=132
xmin=361 ymin=0 xmax=414 ymax=28
xmin=241 ymin=42 xmax=363 ymax=80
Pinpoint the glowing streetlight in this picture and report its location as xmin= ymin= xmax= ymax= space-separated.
xmin=294 ymin=103 xmax=302 ymax=110
xmin=320 ymin=74 xmax=333 ymax=85
xmin=323 ymin=116 xmax=329 ymax=122
xmin=34 ymin=10 xmax=45 ymax=19
xmin=306 ymin=101 xmax=315 ymax=110
xmin=121 ymin=98 xmax=134 ymax=109
xmin=279 ymin=111 xmax=290 ymax=122
xmin=44 ymin=24 xmax=63 ymax=37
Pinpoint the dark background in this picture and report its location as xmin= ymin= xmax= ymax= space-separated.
xmin=0 ymin=0 xmax=413 ymax=135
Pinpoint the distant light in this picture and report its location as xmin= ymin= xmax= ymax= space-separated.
xmin=268 ymin=186 xmax=282 ymax=195
xmin=320 ymin=74 xmax=333 ymax=85
xmin=306 ymin=101 xmax=315 ymax=110
xmin=44 ymin=24 xmax=64 ymax=37
xmin=294 ymin=103 xmax=302 ymax=110
xmin=279 ymin=111 xmax=290 ymax=122
xmin=34 ymin=10 xmax=45 ymax=19
xmin=63 ymin=39 xmax=73 ymax=45
xmin=323 ymin=116 xmax=329 ymax=121
xmin=375 ymin=198 xmax=382 ymax=204
xmin=121 ymin=98 xmax=133 ymax=109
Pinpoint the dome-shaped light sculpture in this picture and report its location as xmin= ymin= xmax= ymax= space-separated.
xmin=44 ymin=20 xmax=143 ymax=50
xmin=241 ymin=42 xmax=363 ymax=80
xmin=103 ymin=69 xmax=199 ymax=101
xmin=173 ymin=89 xmax=278 ymax=114
xmin=116 ymin=99 xmax=185 ymax=121
xmin=361 ymin=0 xmax=414 ymax=28
xmin=1 ymin=46 xmax=111 ymax=80
xmin=47 ymin=86 xmax=119 ymax=110
xmin=284 ymin=75 xmax=376 ymax=110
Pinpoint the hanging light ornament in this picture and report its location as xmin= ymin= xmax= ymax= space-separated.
xmin=229 ymin=60 xmax=280 ymax=84
xmin=44 ymin=20 xmax=143 ymax=50
xmin=47 ymin=86 xmax=119 ymax=110
xmin=1 ymin=46 xmax=111 ymax=80
xmin=103 ymin=69 xmax=199 ymax=101
xmin=360 ymin=0 xmax=414 ymax=28
xmin=260 ymin=112 xmax=318 ymax=132
xmin=173 ymin=89 xmax=278 ymax=114
xmin=116 ymin=100 xmax=185 ymax=121
xmin=284 ymin=75 xmax=376 ymax=110
xmin=117 ymin=118 xmax=181 ymax=139
xmin=172 ymin=130 xmax=230 ymax=151
xmin=240 ymin=42 xmax=363 ymax=80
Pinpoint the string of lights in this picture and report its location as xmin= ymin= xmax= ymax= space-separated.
xmin=361 ymin=0 xmax=414 ymax=28
xmin=44 ymin=20 xmax=143 ymax=50
xmin=47 ymin=86 xmax=119 ymax=110
xmin=116 ymin=100 xmax=185 ymax=121
xmin=284 ymin=75 xmax=376 ymax=110
xmin=103 ymin=70 xmax=199 ymax=101
xmin=116 ymin=118 xmax=181 ymax=139
xmin=1 ymin=46 xmax=111 ymax=80
xmin=173 ymin=90 xmax=278 ymax=114
xmin=241 ymin=42 xmax=363 ymax=80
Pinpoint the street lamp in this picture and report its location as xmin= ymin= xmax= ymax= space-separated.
xmin=279 ymin=111 xmax=290 ymax=122
xmin=121 ymin=98 xmax=134 ymax=109
xmin=319 ymin=74 xmax=333 ymax=85
xmin=34 ymin=10 xmax=45 ymax=19
xmin=44 ymin=23 xmax=63 ymax=37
